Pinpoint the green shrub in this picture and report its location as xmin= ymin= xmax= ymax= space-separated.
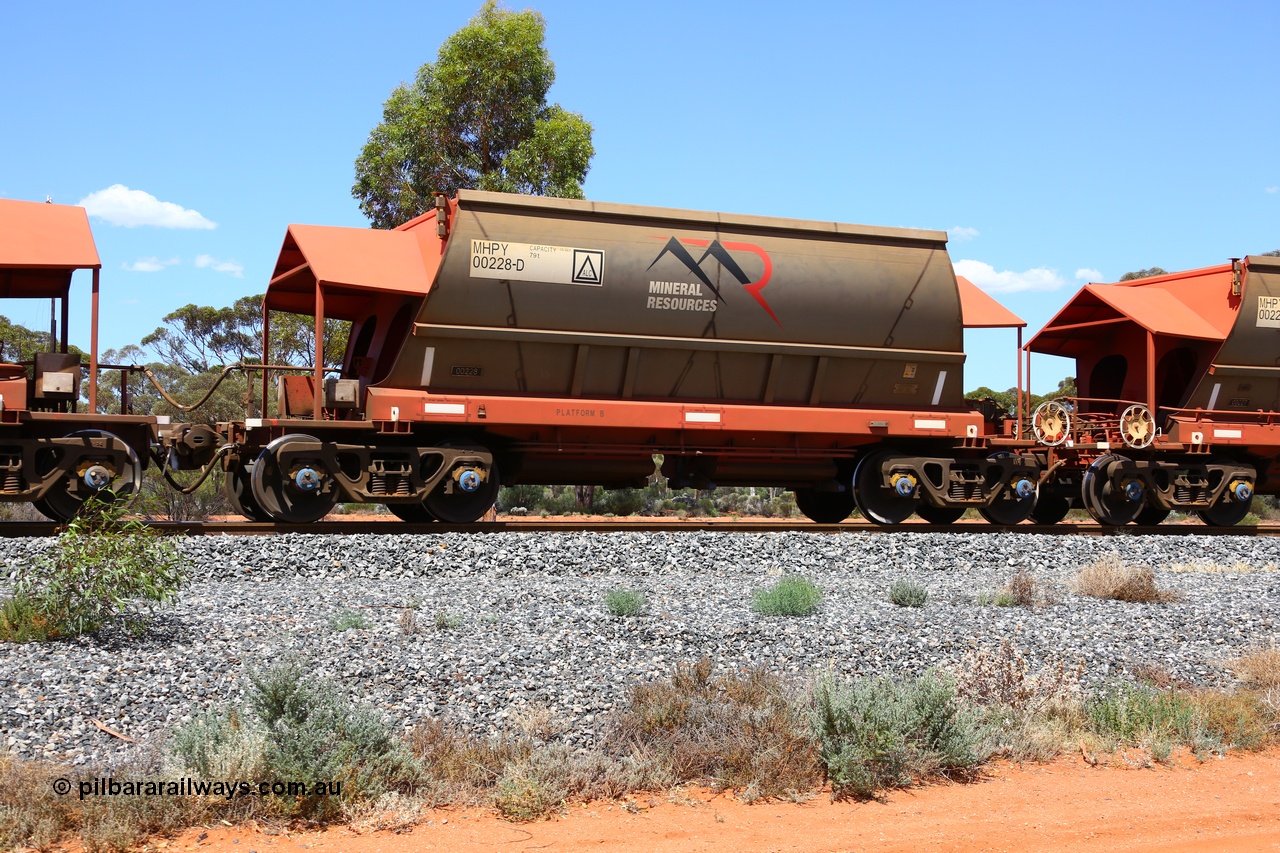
xmin=599 ymin=488 xmax=646 ymax=516
xmin=605 ymin=588 xmax=646 ymax=617
xmin=497 ymin=484 xmax=546 ymax=512
xmin=493 ymin=758 xmax=566 ymax=821
xmin=752 ymin=575 xmax=822 ymax=616
xmin=1083 ymin=681 xmax=1273 ymax=755
xmin=0 ymin=594 xmax=56 ymax=642
xmin=813 ymin=672 xmax=983 ymax=799
xmin=1 ymin=495 xmax=188 ymax=640
xmin=889 ymin=580 xmax=927 ymax=607
xmin=1085 ymin=681 xmax=1199 ymax=750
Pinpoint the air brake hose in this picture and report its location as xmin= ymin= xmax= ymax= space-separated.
xmin=139 ymin=363 xmax=244 ymax=412
xmin=152 ymin=443 xmax=235 ymax=495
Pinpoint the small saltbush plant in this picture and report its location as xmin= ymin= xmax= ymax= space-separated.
xmin=0 ymin=494 xmax=188 ymax=640
xmin=605 ymin=588 xmax=646 ymax=617
xmin=330 ymin=610 xmax=370 ymax=631
xmin=434 ymin=610 xmax=463 ymax=630
xmin=889 ymin=579 xmax=927 ymax=607
xmin=752 ymin=574 xmax=822 ymax=616
xmin=813 ymin=671 xmax=983 ymax=799
xmin=169 ymin=660 xmax=419 ymax=819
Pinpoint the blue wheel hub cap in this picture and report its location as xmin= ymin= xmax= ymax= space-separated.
xmin=83 ymin=465 xmax=111 ymax=490
xmin=1123 ymin=480 xmax=1144 ymax=502
xmin=1234 ymin=482 xmax=1253 ymax=502
xmin=458 ymin=469 xmax=482 ymax=493
xmin=1013 ymin=478 xmax=1035 ymax=500
xmin=294 ymin=468 xmax=321 ymax=492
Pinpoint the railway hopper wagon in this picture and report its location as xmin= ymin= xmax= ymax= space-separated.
xmin=186 ymin=190 xmax=1038 ymax=524
xmin=1025 ymin=256 xmax=1280 ymax=526
xmin=0 ymin=199 xmax=156 ymax=520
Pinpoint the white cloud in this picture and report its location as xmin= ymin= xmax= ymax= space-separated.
xmin=1268 ymin=186 xmax=1279 ymax=194
xmin=954 ymin=259 xmax=1068 ymax=294
xmin=1075 ymin=268 xmax=1103 ymax=282
xmin=948 ymin=226 xmax=980 ymax=242
xmin=195 ymin=254 xmax=244 ymax=278
xmin=78 ymin=184 xmax=216 ymax=229
xmin=122 ymin=256 xmax=179 ymax=273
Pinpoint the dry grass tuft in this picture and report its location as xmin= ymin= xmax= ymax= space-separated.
xmin=1230 ymin=648 xmax=1280 ymax=690
xmin=408 ymin=718 xmax=532 ymax=805
xmin=0 ymin=754 xmax=80 ymax=851
xmin=608 ymin=658 xmax=820 ymax=800
xmin=344 ymin=791 xmax=429 ymax=833
xmin=955 ymin=639 xmax=1083 ymax=716
xmin=0 ymin=749 xmax=210 ymax=853
xmin=1188 ymin=690 xmax=1275 ymax=751
xmin=511 ymin=702 xmax=563 ymax=742
xmin=1071 ymin=554 xmax=1182 ymax=603
xmin=1131 ymin=662 xmax=1193 ymax=690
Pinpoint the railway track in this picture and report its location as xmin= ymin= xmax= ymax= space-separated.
xmin=1 ymin=517 xmax=1278 ymax=537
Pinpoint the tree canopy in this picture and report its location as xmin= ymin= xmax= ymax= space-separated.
xmin=966 ymin=375 xmax=1077 ymax=415
xmin=352 ymin=1 xmax=594 ymax=228
xmin=1119 ymin=267 xmax=1168 ymax=281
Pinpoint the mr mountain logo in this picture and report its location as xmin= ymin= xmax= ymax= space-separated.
xmin=645 ymin=237 xmax=780 ymax=326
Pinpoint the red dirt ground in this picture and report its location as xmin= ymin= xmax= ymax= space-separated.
xmin=87 ymin=750 xmax=1280 ymax=853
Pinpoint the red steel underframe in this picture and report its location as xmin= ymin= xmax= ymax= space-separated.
xmin=360 ymin=389 xmax=985 ymax=441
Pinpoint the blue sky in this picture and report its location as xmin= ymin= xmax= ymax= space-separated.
xmin=2 ymin=0 xmax=1276 ymax=392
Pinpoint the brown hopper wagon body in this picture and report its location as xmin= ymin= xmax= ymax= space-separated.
xmin=233 ymin=190 xmax=1036 ymax=524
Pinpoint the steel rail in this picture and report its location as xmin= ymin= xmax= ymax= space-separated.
xmin=1 ymin=518 xmax=1278 ymax=537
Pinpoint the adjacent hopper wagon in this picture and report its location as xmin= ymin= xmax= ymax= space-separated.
xmin=1025 ymin=256 xmax=1280 ymax=525
xmin=0 ymin=199 xmax=154 ymax=520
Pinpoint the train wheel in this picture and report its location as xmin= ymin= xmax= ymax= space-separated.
xmin=387 ymin=502 xmax=436 ymax=522
xmin=35 ymin=430 xmax=143 ymax=522
xmin=1196 ymin=496 xmax=1253 ymax=527
xmin=916 ymin=504 xmax=964 ymax=525
xmin=426 ymin=458 xmax=500 ymax=524
xmin=794 ymin=489 xmax=855 ymax=523
xmin=1081 ymin=453 xmax=1144 ymax=526
xmin=225 ymin=461 xmax=270 ymax=522
xmin=978 ymin=452 xmax=1037 ymax=525
xmin=1030 ymin=494 xmax=1071 ymax=525
xmin=1135 ymin=506 xmax=1171 ymax=525
xmin=852 ymin=450 xmax=917 ymax=525
xmin=250 ymin=435 xmax=338 ymax=524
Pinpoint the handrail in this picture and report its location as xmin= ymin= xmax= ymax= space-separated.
xmin=136 ymin=362 xmax=333 ymax=413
